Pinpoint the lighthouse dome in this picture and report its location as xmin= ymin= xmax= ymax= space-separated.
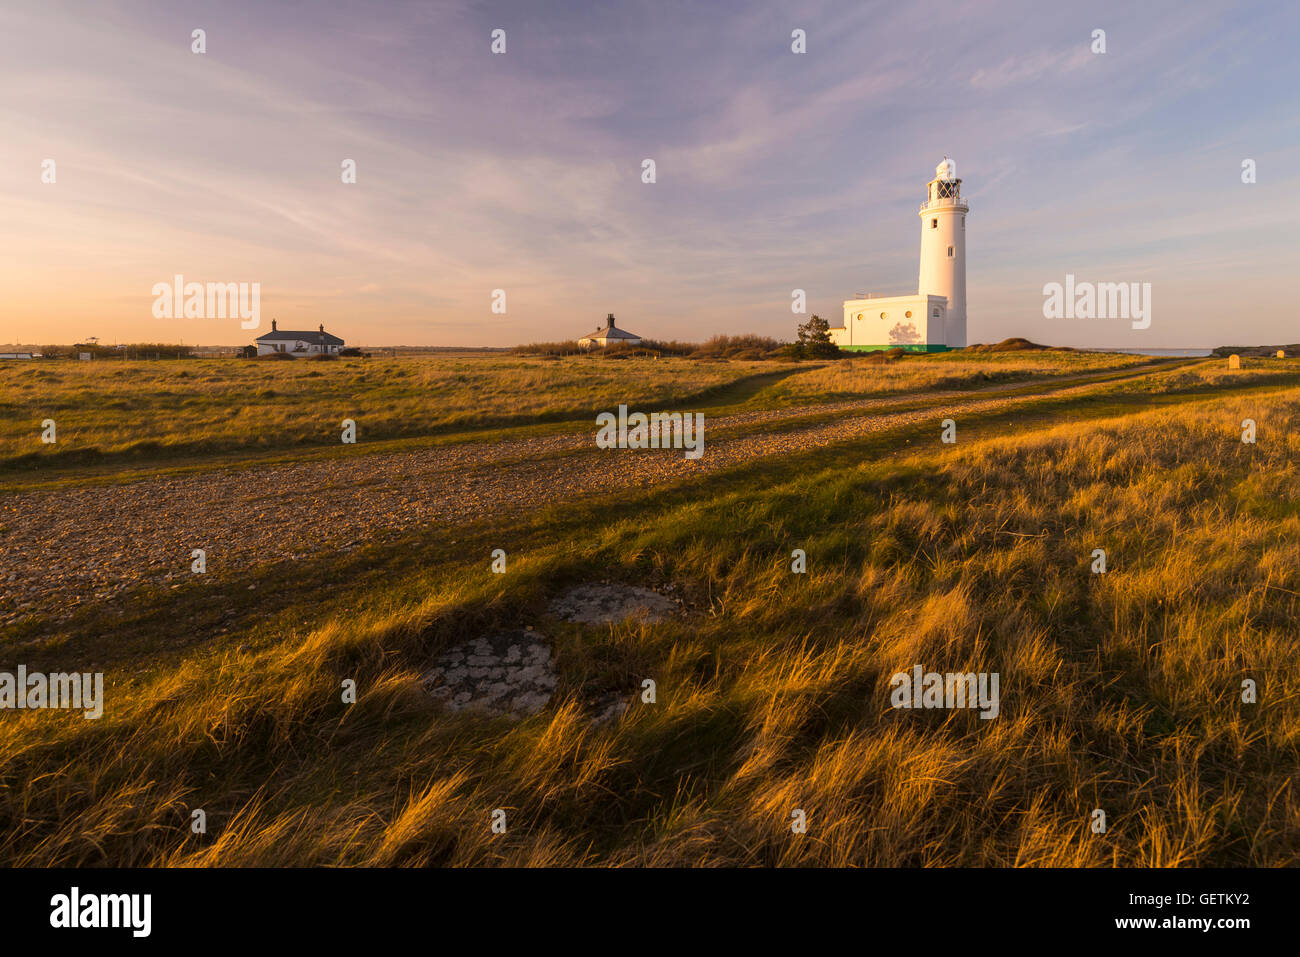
xmin=936 ymin=157 xmax=956 ymax=182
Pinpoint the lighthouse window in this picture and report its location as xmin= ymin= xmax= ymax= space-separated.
xmin=931 ymin=219 xmax=937 ymax=229
xmin=880 ymin=312 xmax=887 ymax=320
xmin=932 ymin=308 xmax=941 ymax=318
xmin=947 ymin=246 xmax=954 ymax=257
xmin=905 ymin=311 xmax=912 ymax=318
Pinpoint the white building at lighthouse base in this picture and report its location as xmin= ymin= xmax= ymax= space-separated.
xmin=832 ymin=293 xmax=952 ymax=353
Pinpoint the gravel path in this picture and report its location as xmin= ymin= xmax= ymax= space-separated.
xmin=1 ymin=366 xmax=1170 ymax=624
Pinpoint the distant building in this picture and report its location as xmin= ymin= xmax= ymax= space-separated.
xmin=0 ymin=353 xmax=34 ymax=360
xmin=578 ymin=314 xmax=642 ymax=349
xmin=830 ymin=157 xmax=968 ymax=352
xmin=255 ymin=320 xmax=345 ymax=356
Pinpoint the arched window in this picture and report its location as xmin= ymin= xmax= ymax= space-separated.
xmin=932 ymin=307 xmax=941 ymax=318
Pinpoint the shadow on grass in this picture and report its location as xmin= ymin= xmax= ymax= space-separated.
xmin=13 ymin=365 xmax=1292 ymax=673
xmin=1 ymin=367 xmax=820 ymax=485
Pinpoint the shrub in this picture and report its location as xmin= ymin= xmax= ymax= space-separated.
xmin=514 ymin=340 xmax=587 ymax=356
xmin=514 ymin=334 xmax=793 ymax=360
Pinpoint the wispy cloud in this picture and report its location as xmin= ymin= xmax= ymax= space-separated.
xmin=969 ymin=47 xmax=1093 ymax=90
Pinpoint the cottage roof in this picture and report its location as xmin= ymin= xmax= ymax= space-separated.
xmin=255 ymin=327 xmax=344 ymax=345
xmin=581 ymin=327 xmax=641 ymax=340
xmin=579 ymin=313 xmax=640 ymax=340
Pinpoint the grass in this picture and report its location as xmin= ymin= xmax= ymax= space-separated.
xmin=0 ymin=355 xmax=794 ymax=472
xmin=2 ymin=350 xmax=1297 ymax=866
xmin=764 ymin=349 xmax=1160 ymax=403
xmin=0 ymin=350 xmax=1195 ymax=480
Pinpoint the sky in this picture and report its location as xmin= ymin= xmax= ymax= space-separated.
xmin=1 ymin=0 xmax=1297 ymax=348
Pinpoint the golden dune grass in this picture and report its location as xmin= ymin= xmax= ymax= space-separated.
xmin=0 ymin=355 xmax=786 ymax=467
xmin=2 ymin=364 xmax=1297 ymax=866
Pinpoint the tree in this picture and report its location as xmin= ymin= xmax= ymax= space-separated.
xmin=795 ymin=314 xmax=841 ymax=359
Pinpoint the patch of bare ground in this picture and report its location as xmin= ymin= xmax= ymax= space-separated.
xmin=548 ymin=582 xmax=679 ymax=625
xmin=420 ymin=629 xmax=556 ymax=718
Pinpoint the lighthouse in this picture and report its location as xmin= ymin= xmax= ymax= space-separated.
xmin=829 ymin=158 xmax=970 ymax=351
xmin=917 ymin=156 xmax=968 ymax=348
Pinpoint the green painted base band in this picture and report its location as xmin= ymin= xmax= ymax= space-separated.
xmin=837 ymin=344 xmax=952 ymax=353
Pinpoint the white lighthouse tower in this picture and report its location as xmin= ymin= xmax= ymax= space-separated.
xmin=829 ymin=158 xmax=970 ymax=352
xmin=917 ymin=156 xmax=968 ymax=347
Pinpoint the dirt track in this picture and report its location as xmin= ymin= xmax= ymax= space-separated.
xmin=0 ymin=364 xmax=1178 ymax=624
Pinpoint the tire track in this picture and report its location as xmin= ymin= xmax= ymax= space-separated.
xmin=0 ymin=361 xmax=1190 ymax=624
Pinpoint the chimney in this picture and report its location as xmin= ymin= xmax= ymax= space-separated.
xmin=271 ymin=319 xmax=277 ymax=331
xmin=606 ymin=313 xmax=615 ymax=329
xmin=319 ymin=323 xmax=324 ymax=333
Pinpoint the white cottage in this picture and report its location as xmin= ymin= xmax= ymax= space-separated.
xmin=255 ymin=321 xmax=345 ymax=356
xmin=578 ymin=314 xmax=642 ymax=349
